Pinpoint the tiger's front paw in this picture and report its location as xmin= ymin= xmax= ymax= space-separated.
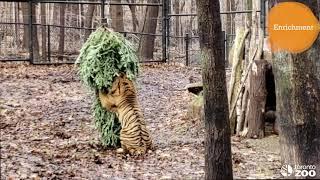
xmin=128 ymin=147 xmax=147 ymax=156
xmin=116 ymin=148 xmax=125 ymax=154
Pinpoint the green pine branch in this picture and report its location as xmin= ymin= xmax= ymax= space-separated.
xmin=76 ymin=27 xmax=139 ymax=147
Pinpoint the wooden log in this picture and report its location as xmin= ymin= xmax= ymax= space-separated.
xmin=246 ymin=59 xmax=267 ymax=138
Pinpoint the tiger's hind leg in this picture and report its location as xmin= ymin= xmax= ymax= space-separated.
xmin=116 ymin=144 xmax=145 ymax=156
xmin=120 ymin=134 xmax=148 ymax=156
xmin=119 ymin=139 xmax=147 ymax=156
xmin=116 ymin=140 xmax=130 ymax=155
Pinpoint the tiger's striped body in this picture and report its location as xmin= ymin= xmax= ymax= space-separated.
xmin=99 ymin=73 xmax=152 ymax=155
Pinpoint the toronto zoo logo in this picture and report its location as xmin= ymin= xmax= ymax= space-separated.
xmin=280 ymin=164 xmax=317 ymax=177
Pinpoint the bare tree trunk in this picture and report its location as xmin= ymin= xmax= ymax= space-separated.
xmin=174 ymin=0 xmax=180 ymax=38
xmin=84 ymin=5 xmax=95 ymax=40
xmin=138 ymin=0 xmax=159 ymax=61
xmin=69 ymin=4 xmax=78 ymax=27
xmin=110 ymin=0 xmax=124 ymax=32
xmin=80 ymin=4 xmax=84 ymax=27
xmin=14 ymin=2 xmax=19 ymax=47
xmin=53 ymin=4 xmax=60 ymax=25
xmin=58 ymin=4 xmax=66 ymax=61
xmin=179 ymin=1 xmax=186 ymax=51
xmin=226 ymin=0 xmax=235 ymax=34
xmin=31 ymin=3 xmax=39 ymax=62
xmin=273 ymin=46 xmax=320 ymax=176
xmin=126 ymin=0 xmax=139 ymax=32
xmin=272 ymin=0 xmax=320 ymax=173
xmin=21 ymin=2 xmax=29 ymax=49
xmin=234 ymin=0 xmax=246 ymax=28
xmin=196 ymin=0 xmax=233 ymax=179
xmin=246 ymin=60 xmax=267 ymax=138
xmin=40 ymin=4 xmax=47 ymax=61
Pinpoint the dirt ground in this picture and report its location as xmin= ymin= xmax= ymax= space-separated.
xmin=0 ymin=62 xmax=282 ymax=179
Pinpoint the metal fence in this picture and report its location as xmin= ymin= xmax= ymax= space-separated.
xmin=0 ymin=0 xmax=267 ymax=65
xmin=167 ymin=0 xmax=267 ymax=66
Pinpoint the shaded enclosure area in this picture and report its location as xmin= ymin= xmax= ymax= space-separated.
xmin=1 ymin=62 xmax=281 ymax=179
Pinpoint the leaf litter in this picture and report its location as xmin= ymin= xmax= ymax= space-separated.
xmin=0 ymin=62 xmax=281 ymax=179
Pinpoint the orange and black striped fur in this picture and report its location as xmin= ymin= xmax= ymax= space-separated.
xmin=98 ymin=73 xmax=152 ymax=155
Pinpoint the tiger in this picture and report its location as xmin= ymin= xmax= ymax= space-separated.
xmin=98 ymin=73 xmax=153 ymax=155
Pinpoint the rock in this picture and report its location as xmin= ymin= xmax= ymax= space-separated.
xmin=185 ymin=82 xmax=203 ymax=95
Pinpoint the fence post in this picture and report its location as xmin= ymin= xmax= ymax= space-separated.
xmin=47 ymin=25 xmax=51 ymax=62
xmin=260 ymin=0 xmax=266 ymax=35
xmin=223 ymin=31 xmax=228 ymax=67
xmin=185 ymin=33 xmax=190 ymax=66
xmin=166 ymin=0 xmax=170 ymax=62
xmin=101 ymin=0 xmax=107 ymax=26
xmin=29 ymin=0 xmax=33 ymax=64
xmin=162 ymin=0 xmax=168 ymax=62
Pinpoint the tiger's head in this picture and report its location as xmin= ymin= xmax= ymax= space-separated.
xmin=99 ymin=73 xmax=137 ymax=112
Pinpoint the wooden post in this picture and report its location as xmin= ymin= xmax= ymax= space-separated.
xmin=246 ymin=59 xmax=267 ymax=138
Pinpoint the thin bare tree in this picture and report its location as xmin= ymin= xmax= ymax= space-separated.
xmin=196 ymin=0 xmax=233 ymax=179
xmin=58 ymin=4 xmax=66 ymax=61
xmin=138 ymin=0 xmax=159 ymax=61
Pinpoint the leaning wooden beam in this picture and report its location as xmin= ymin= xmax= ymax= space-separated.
xmin=228 ymin=27 xmax=249 ymax=133
xmin=228 ymin=28 xmax=249 ymax=103
xmin=229 ymin=47 xmax=258 ymax=120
